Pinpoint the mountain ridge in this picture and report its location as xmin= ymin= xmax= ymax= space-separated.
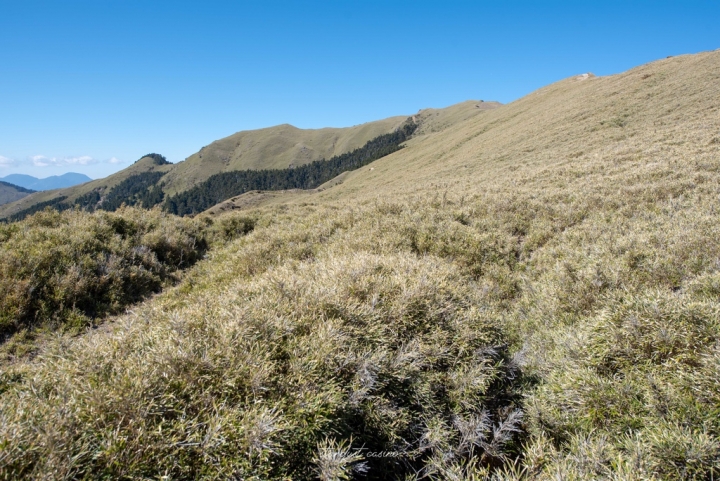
xmin=159 ymin=115 xmax=415 ymax=195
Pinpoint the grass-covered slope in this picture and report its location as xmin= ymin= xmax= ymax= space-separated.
xmin=2 ymin=122 xmax=420 ymax=221
xmin=302 ymin=52 xmax=719 ymax=207
xmin=159 ymin=116 xmax=410 ymax=195
xmin=165 ymin=120 xmax=418 ymax=215
xmin=0 ymin=115 xmax=420 ymax=220
xmin=0 ymin=181 xmax=34 ymax=206
xmin=0 ymin=204 xmax=530 ymax=480
xmin=1 ymin=51 xmax=720 ymax=479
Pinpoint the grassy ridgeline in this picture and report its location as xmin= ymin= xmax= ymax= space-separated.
xmin=0 ymin=207 xmax=259 ymax=344
xmin=4 ymin=121 xmax=417 ymax=222
xmin=164 ymin=120 xmax=418 ymax=216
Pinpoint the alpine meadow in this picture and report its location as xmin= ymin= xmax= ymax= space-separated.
xmin=1 ymin=50 xmax=720 ymax=480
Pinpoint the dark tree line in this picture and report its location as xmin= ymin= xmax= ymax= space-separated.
xmin=71 ymin=172 xmax=166 ymax=212
xmin=73 ymin=190 xmax=102 ymax=210
xmin=5 ymin=172 xmax=167 ymax=222
xmin=98 ymin=172 xmax=166 ymax=211
xmin=165 ymin=119 xmax=418 ymax=216
xmin=0 ymin=181 xmax=36 ymax=194
xmin=141 ymin=184 xmax=165 ymax=208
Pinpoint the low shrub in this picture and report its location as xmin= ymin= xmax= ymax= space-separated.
xmin=0 ymin=207 xmax=208 ymax=338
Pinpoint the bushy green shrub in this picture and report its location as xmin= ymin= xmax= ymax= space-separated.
xmin=0 ymin=207 xmax=208 ymax=337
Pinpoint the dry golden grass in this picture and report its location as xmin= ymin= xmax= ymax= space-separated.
xmin=303 ymin=51 xmax=720 ymax=206
xmin=0 ymin=204 xmax=530 ymax=479
xmin=1 ymin=50 xmax=720 ymax=479
xmin=0 ymin=207 xmax=210 ymax=347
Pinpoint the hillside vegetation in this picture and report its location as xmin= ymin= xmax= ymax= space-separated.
xmin=0 ymin=208 xmax=211 ymax=341
xmin=160 ymin=116 xmax=411 ymax=195
xmin=4 ymin=155 xmax=174 ymax=220
xmin=1 ymin=51 xmax=720 ymax=480
xmin=3 ymin=122 xmax=420 ymax=221
xmin=0 ymin=155 xmax=174 ymax=220
xmin=165 ymin=120 xmax=418 ymax=215
xmin=0 ymin=181 xmax=34 ymax=206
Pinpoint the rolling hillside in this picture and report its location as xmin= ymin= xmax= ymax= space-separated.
xmin=0 ymin=181 xmax=34 ymax=206
xmin=1 ymin=51 xmax=720 ymax=480
xmin=245 ymin=52 xmax=720 ymax=208
xmin=0 ymin=155 xmax=174 ymax=219
xmin=0 ymin=115 xmax=416 ymax=219
xmin=160 ymin=116 xmax=412 ymax=195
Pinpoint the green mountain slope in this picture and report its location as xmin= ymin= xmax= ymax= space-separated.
xmin=160 ymin=116 xmax=412 ymax=195
xmin=229 ymin=52 xmax=717 ymax=211
xmin=0 ymin=155 xmax=174 ymax=220
xmin=164 ymin=120 xmax=420 ymax=215
xmin=0 ymin=181 xmax=34 ymax=206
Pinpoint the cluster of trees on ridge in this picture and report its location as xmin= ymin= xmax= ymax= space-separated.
xmin=74 ymin=171 xmax=167 ymax=211
xmin=4 ymin=154 xmax=172 ymax=222
xmin=3 ymin=121 xmax=417 ymax=221
xmin=141 ymin=153 xmax=172 ymax=166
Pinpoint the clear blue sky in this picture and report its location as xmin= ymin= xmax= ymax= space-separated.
xmin=1 ymin=0 xmax=717 ymax=179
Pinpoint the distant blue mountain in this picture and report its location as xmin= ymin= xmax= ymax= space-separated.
xmin=0 ymin=172 xmax=92 ymax=191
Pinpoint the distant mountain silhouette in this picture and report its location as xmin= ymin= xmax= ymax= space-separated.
xmin=0 ymin=172 xmax=92 ymax=191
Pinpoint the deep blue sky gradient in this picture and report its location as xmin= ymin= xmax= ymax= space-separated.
xmin=1 ymin=0 xmax=718 ymax=178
